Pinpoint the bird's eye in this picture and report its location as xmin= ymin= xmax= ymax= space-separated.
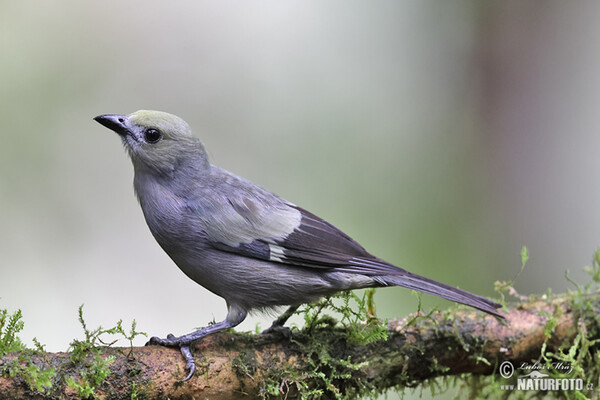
xmin=144 ymin=128 xmax=162 ymax=144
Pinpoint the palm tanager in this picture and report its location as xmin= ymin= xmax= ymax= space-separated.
xmin=94 ymin=110 xmax=503 ymax=381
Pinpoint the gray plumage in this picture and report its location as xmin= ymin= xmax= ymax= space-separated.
xmin=94 ymin=110 xmax=503 ymax=381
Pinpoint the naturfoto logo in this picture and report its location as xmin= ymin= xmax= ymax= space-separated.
xmin=499 ymin=361 xmax=592 ymax=393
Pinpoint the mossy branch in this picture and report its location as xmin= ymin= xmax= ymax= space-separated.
xmin=1 ymin=291 xmax=599 ymax=399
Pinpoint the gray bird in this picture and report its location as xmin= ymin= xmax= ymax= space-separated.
xmin=94 ymin=110 xmax=503 ymax=381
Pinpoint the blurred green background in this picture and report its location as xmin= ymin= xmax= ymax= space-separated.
xmin=2 ymin=1 xmax=600 ymax=397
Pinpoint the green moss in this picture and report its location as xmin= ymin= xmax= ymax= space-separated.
xmin=0 ymin=308 xmax=26 ymax=354
xmin=256 ymin=289 xmax=389 ymax=399
xmin=0 ymin=306 xmax=56 ymax=394
xmin=456 ymin=248 xmax=600 ymax=400
xmin=0 ymin=302 xmax=148 ymax=399
xmin=232 ymin=350 xmax=258 ymax=394
xmin=295 ymin=289 xmax=389 ymax=346
xmin=65 ymin=305 xmax=147 ymax=399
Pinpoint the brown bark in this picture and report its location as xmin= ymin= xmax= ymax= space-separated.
xmin=0 ymin=293 xmax=596 ymax=399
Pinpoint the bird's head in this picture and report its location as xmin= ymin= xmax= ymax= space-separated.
xmin=94 ymin=110 xmax=209 ymax=176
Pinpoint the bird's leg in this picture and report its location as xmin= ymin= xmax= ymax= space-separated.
xmin=146 ymin=306 xmax=247 ymax=381
xmin=261 ymin=305 xmax=299 ymax=337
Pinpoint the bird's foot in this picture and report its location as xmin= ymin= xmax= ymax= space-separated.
xmin=146 ymin=334 xmax=196 ymax=382
xmin=261 ymin=305 xmax=298 ymax=339
xmin=261 ymin=324 xmax=293 ymax=339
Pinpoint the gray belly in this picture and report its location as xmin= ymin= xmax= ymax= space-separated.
xmin=162 ymin=243 xmax=373 ymax=310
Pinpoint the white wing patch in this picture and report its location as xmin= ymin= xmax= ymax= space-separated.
xmin=199 ymin=196 xmax=302 ymax=248
xmin=268 ymin=244 xmax=286 ymax=262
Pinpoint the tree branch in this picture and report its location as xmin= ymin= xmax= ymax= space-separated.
xmin=1 ymin=292 xmax=598 ymax=399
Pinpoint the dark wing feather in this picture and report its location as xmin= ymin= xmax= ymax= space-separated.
xmin=208 ymin=202 xmax=404 ymax=276
xmin=269 ymin=206 xmax=403 ymax=275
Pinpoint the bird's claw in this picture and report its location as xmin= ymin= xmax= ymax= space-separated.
xmin=145 ymin=333 xmax=179 ymax=346
xmin=145 ymin=335 xmax=196 ymax=381
xmin=146 ymin=336 xmax=159 ymax=346
xmin=179 ymin=344 xmax=196 ymax=382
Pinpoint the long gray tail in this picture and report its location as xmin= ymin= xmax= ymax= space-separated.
xmin=380 ymin=272 xmax=504 ymax=318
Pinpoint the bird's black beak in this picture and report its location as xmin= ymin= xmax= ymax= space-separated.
xmin=94 ymin=114 xmax=131 ymax=137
